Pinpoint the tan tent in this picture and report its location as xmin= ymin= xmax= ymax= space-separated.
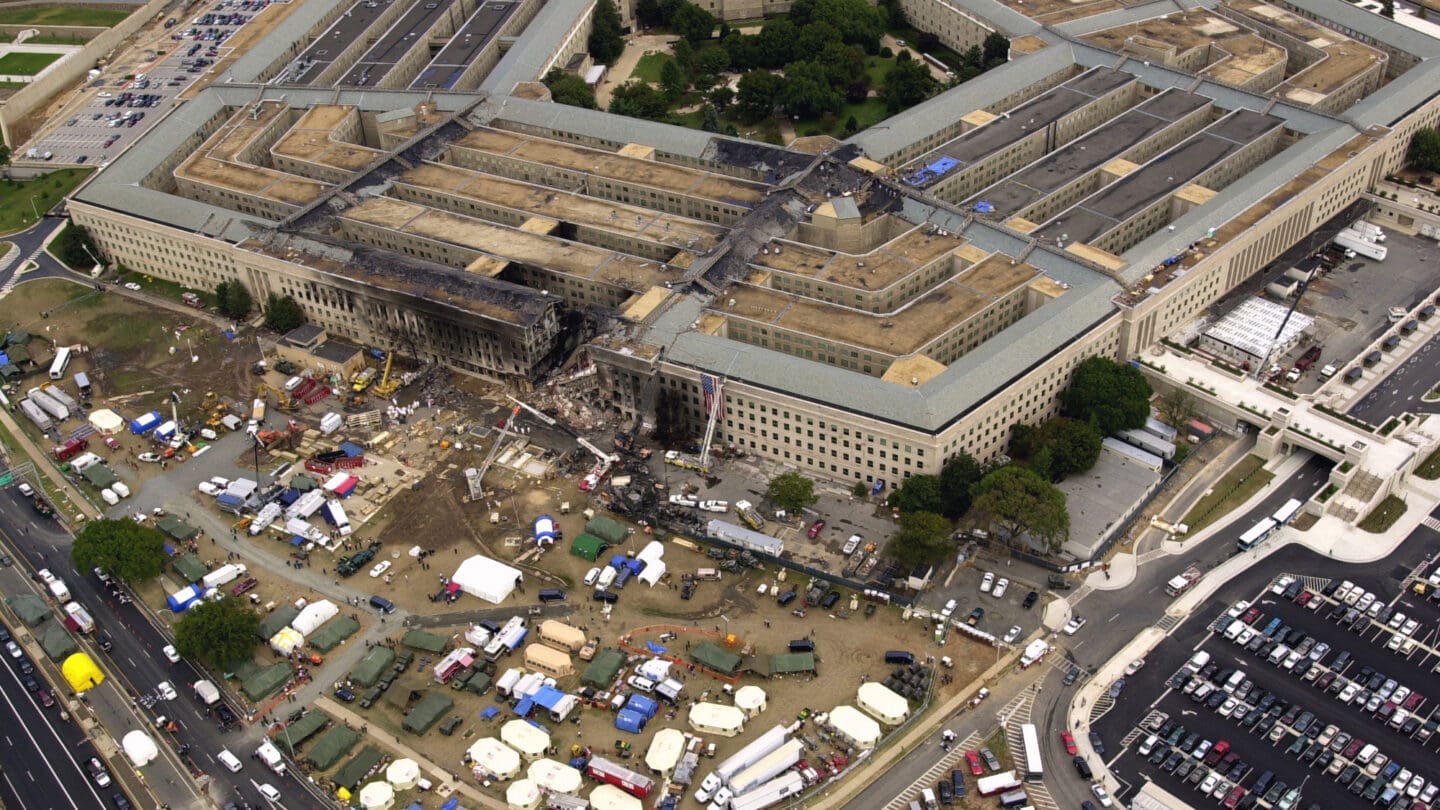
xmin=523 ymin=644 xmax=573 ymax=678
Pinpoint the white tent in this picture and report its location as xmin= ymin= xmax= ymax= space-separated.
xmin=527 ymin=758 xmax=583 ymax=794
xmin=644 ymin=728 xmax=685 ymax=776
xmin=501 ymin=719 xmax=551 ymax=760
xmin=636 ymin=541 xmax=664 ymax=563
xmin=735 ymin=685 xmax=768 ymax=717
xmin=269 ymin=627 xmax=304 ymax=656
xmin=466 ymin=625 xmax=492 ymax=646
xmin=88 ymin=409 xmax=124 ymax=435
xmin=637 ymin=558 xmax=666 ymax=587
xmin=121 ymin=731 xmax=158 ymax=767
xmin=506 ymin=779 xmax=543 ymax=810
xmin=688 ymin=703 xmax=747 ymax=737
xmin=857 ymin=682 xmax=910 ymax=725
xmin=590 ymin=784 xmax=644 ymax=810
xmin=636 ymin=657 xmax=671 ymax=682
xmin=291 ymin=599 xmax=338 ymax=635
xmin=385 ymin=758 xmax=420 ymax=789
xmin=829 ymin=705 xmax=881 ymax=749
xmin=453 ymin=555 xmax=523 ymax=604
xmin=358 ymin=781 xmax=394 ymax=810
xmin=467 ymin=738 xmax=522 ymax=780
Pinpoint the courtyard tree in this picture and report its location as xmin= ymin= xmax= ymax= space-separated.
xmin=767 ymin=471 xmax=818 ymax=514
xmin=175 ymin=598 xmax=261 ymax=670
xmin=735 ymin=69 xmax=785 ymax=122
xmin=262 ymin=293 xmax=306 ymax=333
xmin=782 ymin=61 xmax=843 ymax=119
xmin=1060 ymin=356 xmax=1153 ymax=436
xmin=700 ymin=104 xmax=723 ymax=132
xmin=938 ymin=450 xmax=982 ymax=518
xmin=983 ymin=31 xmax=1011 ymax=65
xmin=608 ymin=81 xmax=671 ymax=119
xmin=1156 ymin=387 xmax=1198 ymax=429
xmin=891 ymin=511 xmax=953 ymax=567
xmin=881 ymin=57 xmax=936 ymax=112
xmin=671 ymin=1 xmax=716 ymax=44
xmin=214 ymin=279 xmax=253 ymax=319
xmin=1410 ymin=128 xmax=1440 ymax=173
xmin=71 ymin=519 xmax=168 ymax=583
xmin=1381 ymin=0 xmax=1395 ymax=18
xmin=1011 ymin=417 xmax=1101 ymax=481
xmin=543 ymin=68 xmax=598 ymax=109
xmin=660 ymin=59 xmax=688 ymax=101
xmin=753 ymin=19 xmax=798 ymax=68
xmin=588 ymin=0 xmax=626 ymax=63
xmin=971 ymin=465 xmax=1069 ymax=552
xmin=888 ymin=474 xmax=942 ymax=514
xmin=789 ymin=0 xmax=887 ymax=52
xmin=708 ymin=85 xmax=735 ymax=111
xmin=53 ymin=223 xmax=100 ymax=270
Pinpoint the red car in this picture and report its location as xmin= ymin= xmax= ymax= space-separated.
xmin=1225 ymin=786 xmax=1247 ymax=809
xmin=231 ymin=577 xmax=259 ymax=596
xmin=1060 ymin=730 xmax=1077 ymax=755
xmin=966 ymin=750 xmax=982 ymax=776
xmin=807 ymin=520 xmax=825 ymax=539
xmin=1404 ymin=692 xmax=1425 ymax=711
xmin=1295 ymin=591 xmax=1313 ymax=607
xmin=1241 ymin=607 xmax=1262 ymax=624
xmin=36 ymin=688 xmax=55 ymax=708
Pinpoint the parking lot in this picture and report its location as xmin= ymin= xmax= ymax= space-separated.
xmin=27 ymin=0 xmax=274 ymax=166
xmin=1093 ymin=552 xmax=1440 ymax=810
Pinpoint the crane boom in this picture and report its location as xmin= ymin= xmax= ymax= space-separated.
xmin=472 ymin=406 xmax=521 ymax=499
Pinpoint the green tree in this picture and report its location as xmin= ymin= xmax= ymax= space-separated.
xmin=789 ymin=0 xmax=887 ymax=52
xmin=735 ymin=69 xmax=785 ymax=122
xmin=1038 ymin=417 xmax=1101 ymax=480
xmin=971 ymin=466 xmax=1069 ymax=552
xmin=1410 ymin=128 xmax=1440 ymax=173
xmin=543 ymin=68 xmax=598 ymax=108
xmin=881 ymin=57 xmax=936 ymax=111
xmin=1061 ymin=356 xmax=1153 ymax=436
xmin=692 ymin=44 xmax=731 ymax=89
xmin=608 ymin=81 xmax=672 ymax=119
xmin=700 ymin=104 xmax=723 ymax=132
xmin=660 ymin=59 xmax=688 ymax=100
xmin=754 ymin=20 xmax=798 ymax=68
xmin=845 ymin=114 xmax=859 ymax=134
xmin=852 ymin=480 xmax=869 ymax=497
xmin=982 ymin=31 xmax=1010 ymax=65
xmin=262 ymin=292 xmax=306 ymax=333
xmin=888 ymin=474 xmax=942 ymax=514
xmin=708 ymin=85 xmax=735 ymax=110
xmin=782 ymin=61 xmax=842 ymax=118
xmin=175 ymin=598 xmax=261 ymax=670
xmin=635 ymin=0 xmax=666 ymax=27
xmin=71 ymin=519 xmax=168 ymax=582
xmin=215 ymin=279 xmax=253 ymax=319
xmin=1156 ymin=387 xmax=1197 ymax=430
xmin=588 ymin=0 xmax=626 ymax=63
xmin=767 ymin=471 xmax=818 ymax=513
xmin=891 ymin=511 xmax=953 ymax=567
xmin=52 ymin=223 xmax=101 ymax=270
xmin=671 ymin=39 xmax=697 ymax=75
xmin=672 ymin=1 xmax=716 ymax=43
xmin=1381 ymin=0 xmax=1395 ymax=17
xmin=938 ymin=451 xmax=982 ymax=518
xmin=0 ymin=144 xmax=11 ymax=173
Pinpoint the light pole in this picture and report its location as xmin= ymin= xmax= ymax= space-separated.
xmin=29 ymin=194 xmax=39 ymax=222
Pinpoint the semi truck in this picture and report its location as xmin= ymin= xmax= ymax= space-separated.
xmin=27 ymin=387 xmax=69 ymax=422
xmin=730 ymin=771 xmax=807 ymax=810
xmin=1334 ymin=230 xmax=1387 ymax=261
xmin=715 ymin=725 xmax=789 ymax=783
xmin=20 ymin=398 xmax=54 ymax=430
xmin=63 ymin=602 xmax=95 ymax=633
xmin=727 ymin=740 xmax=804 ymax=794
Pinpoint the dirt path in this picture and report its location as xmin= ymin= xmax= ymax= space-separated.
xmin=596 ymin=33 xmax=676 ymax=108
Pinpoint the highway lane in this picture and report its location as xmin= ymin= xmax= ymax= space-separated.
xmin=0 ymin=486 xmax=327 ymax=809
xmin=844 ymin=454 xmax=1333 ymax=810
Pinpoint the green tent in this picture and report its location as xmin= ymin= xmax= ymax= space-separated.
xmin=582 ymin=649 xmax=626 ymax=688
xmin=5 ymin=344 xmax=29 ymax=363
xmin=81 ymin=464 xmax=119 ymax=489
xmin=349 ymin=647 xmax=395 ymax=688
xmin=570 ymin=533 xmax=608 ymax=561
xmin=765 ymin=652 xmax=816 ymax=676
xmin=401 ymin=629 xmax=447 ymax=653
xmin=0 ymin=364 xmax=19 ymax=381
xmin=307 ymin=616 xmax=360 ymax=652
xmin=241 ymin=662 xmax=292 ymax=700
xmin=11 ymin=595 xmax=50 ymax=627
xmin=4 ymin=329 xmax=31 ymax=347
xmin=585 ymin=515 xmax=629 ymax=545
xmin=228 ymin=659 xmax=261 ymax=682
xmin=40 ymin=624 xmax=78 ymax=660
xmin=305 ymin=726 xmax=361 ymax=769
xmin=402 ymin=692 xmax=454 ymax=735
xmin=274 ymin=710 xmax=330 ymax=754
xmin=289 ymin=474 xmax=318 ymax=492
xmin=172 ymin=553 xmax=208 ymax=583
xmin=691 ymin=642 xmax=742 ymax=675
xmin=332 ymin=745 xmax=383 ymax=789
xmin=464 ymin=671 xmax=493 ymax=695
xmin=258 ymin=605 xmax=302 ymax=639
xmin=156 ymin=514 xmax=199 ymax=541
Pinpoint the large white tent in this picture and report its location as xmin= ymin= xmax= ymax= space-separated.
xmin=122 ymin=731 xmax=159 ymax=767
xmin=291 ymin=599 xmax=338 ymax=635
xmin=453 ymin=555 xmax=523 ymax=603
xmin=645 ymin=728 xmax=685 ymax=776
xmin=735 ymin=685 xmax=768 ymax=717
xmin=467 ymin=738 xmax=522 ymax=780
xmin=688 ymin=702 xmax=746 ymax=737
xmin=88 ymin=409 xmax=124 ymax=435
xmin=506 ymin=779 xmax=542 ymax=810
xmin=590 ymin=784 xmax=643 ymax=810
xmin=857 ymin=682 xmax=910 ymax=725
xmin=829 ymin=705 xmax=881 ymax=749
xmin=527 ymin=758 xmax=582 ymax=794
xmin=636 ymin=541 xmax=666 ymax=587
xmin=358 ymin=781 xmax=394 ymax=810
xmin=385 ymin=758 xmax=420 ymax=789
xmin=501 ymin=719 xmax=551 ymax=760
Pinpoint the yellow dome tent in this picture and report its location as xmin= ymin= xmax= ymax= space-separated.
xmin=62 ymin=652 xmax=105 ymax=692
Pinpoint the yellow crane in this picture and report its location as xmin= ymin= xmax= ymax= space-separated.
xmin=373 ymin=351 xmax=400 ymax=397
xmin=256 ymin=383 xmax=300 ymax=411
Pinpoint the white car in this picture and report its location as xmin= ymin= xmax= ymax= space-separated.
xmin=1401 ymin=618 xmax=1420 ymax=636
xmin=583 ymin=567 xmax=601 ymax=586
xmin=1389 ymin=611 xmax=1408 ymax=629
xmin=1356 ymin=591 xmax=1377 ymax=611
xmin=1003 ymin=625 xmax=1022 ymax=643
xmin=258 ymin=783 xmax=281 ymax=803
xmin=1125 ymin=659 xmax=1146 ymax=676
xmin=1063 ymin=616 xmax=1087 ymax=635
xmin=1091 ymin=784 xmax=1113 ymax=808
xmin=123 ymin=282 xmax=142 ymax=291
xmin=980 ymin=572 xmax=994 ymax=593
xmin=156 ymin=681 xmax=177 ymax=701
xmin=698 ymin=500 xmax=728 ymax=513
xmin=197 ymin=482 xmax=220 ymax=496
xmin=1270 ymin=575 xmax=1294 ymax=596
xmin=1335 ymin=580 xmax=1356 ymax=602
xmin=941 ymin=599 xmax=957 ymax=619
xmin=209 ymin=476 xmax=230 ymax=489
xmin=369 ymin=561 xmax=391 ymax=578
xmin=992 ymin=577 xmax=1009 ymax=598
xmin=162 ymin=645 xmax=180 ymax=663
xmin=1227 ymin=600 xmax=1251 ymax=618
xmin=17 ymin=482 xmax=34 ymax=497
xmin=1200 ymin=774 xmax=1220 ymax=795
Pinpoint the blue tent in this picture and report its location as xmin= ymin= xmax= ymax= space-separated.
xmin=129 ymin=411 xmax=161 ymax=435
xmin=615 ymin=709 xmax=647 ymax=733
xmin=339 ymin=442 xmax=364 ymax=457
xmin=278 ymin=488 xmax=301 ymax=505
xmin=441 ymin=799 xmax=461 ymax=810
xmin=531 ymin=685 xmax=568 ymax=711
xmin=515 ymin=697 xmax=534 ymax=716
xmin=609 ymin=553 xmax=628 ymax=570
xmin=480 ymin=706 xmax=500 ymax=720
xmin=625 ymin=558 xmax=645 ymax=574
xmin=625 ymin=694 xmax=659 ymax=719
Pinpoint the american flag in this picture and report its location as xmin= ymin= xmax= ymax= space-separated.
xmin=701 ymin=374 xmax=724 ymax=419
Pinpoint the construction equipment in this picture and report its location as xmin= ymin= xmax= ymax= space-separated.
xmin=469 ymin=406 xmax=521 ymax=500
xmin=253 ymin=420 xmax=301 ymax=450
xmin=373 ymin=351 xmax=399 ymax=397
xmin=350 ymin=367 xmax=377 ymax=393
xmin=256 ymin=383 xmax=299 ymax=412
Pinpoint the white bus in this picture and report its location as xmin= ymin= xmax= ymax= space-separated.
xmin=49 ymin=346 xmax=72 ymax=380
xmin=1020 ymin=723 xmax=1043 ymax=781
xmin=1272 ymin=498 xmax=1302 ymax=526
xmin=1238 ymin=518 xmax=1278 ymax=551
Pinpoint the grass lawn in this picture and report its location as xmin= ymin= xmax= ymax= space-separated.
xmin=1182 ymin=454 xmax=1273 ymax=532
xmin=631 ymin=52 xmax=673 ymax=84
xmin=0 ymin=168 xmax=93 ymax=235
xmin=0 ymin=5 xmax=133 ymax=26
xmin=0 ymin=51 xmax=63 ymax=76
xmin=1418 ymin=448 xmax=1440 ymax=480
xmin=983 ymin=727 xmax=1010 ymax=765
xmin=1359 ymin=495 xmax=1408 ymax=533
xmin=864 ymin=55 xmax=899 ymax=88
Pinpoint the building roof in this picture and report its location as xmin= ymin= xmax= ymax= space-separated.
xmin=1203 ymin=296 xmax=1314 ymax=359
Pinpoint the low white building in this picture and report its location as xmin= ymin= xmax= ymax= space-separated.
xmin=856 ymin=682 xmax=910 ymax=725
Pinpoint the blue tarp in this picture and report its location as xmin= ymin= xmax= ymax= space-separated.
xmin=514 ymin=697 xmax=534 ymax=716
xmin=339 ymin=442 xmax=364 ymax=457
xmin=290 ymin=535 xmax=305 ymax=546
xmin=973 ymin=201 xmax=995 ymax=213
xmin=221 ymin=330 xmax=236 ymax=340
xmin=609 ymin=554 xmax=628 ymax=570
xmin=625 ymin=558 xmax=644 ymax=574
xmin=441 ymin=799 xmax=460 ymax=810
xmin=163 ymin=543 xmax=177 ymax=557
xmin=646 ymin=641 xmax=667 ymax=655
xmin=615 ymin=709 xmax=647 ymax=733
xmin=525 ymin=718 xmax=550 ymax=733
xmin=480 ymin=706 xmax=500 ymax=720
xmin=278 ymin=488 xmax=300 ymax=505
xmin=0 ymin=352 xmax=8 ymax=365
xmin=625 ymin=694 xmax=659 ymax=718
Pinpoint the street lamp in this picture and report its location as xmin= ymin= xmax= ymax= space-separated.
xmin=29 ymin=194 xmax=39 ymax=222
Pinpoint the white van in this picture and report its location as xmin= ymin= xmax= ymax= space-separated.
xmin=1184 ymin=651 xmax=1211 ymax=674
xmin=583 ymin=567 xmax=601 ymax=586
xmin=217 ymin=749 xmax=243 ymax=772
xmin=1356 ymin=744 xmax=1378 ymax=765
xmin=1224 ymin=620 xmax=1246 ymax=641
xmin=283 ymin=376 xmax=302 ymax=392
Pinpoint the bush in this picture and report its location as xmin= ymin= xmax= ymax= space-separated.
xmin=263 ymin=293 xmax=305 ymax=333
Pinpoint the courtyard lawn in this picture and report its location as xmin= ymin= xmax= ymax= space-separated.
xmin=1358 ymin=495 xmax=1407 ymax=534
xmin=0 ymin=51 xmax=63 ymax=76
xmin=0 ymin=169 xmax=93 ymax=234
xmin=1182 ymin=454 xmax=1273 ymax=532
xmin=0 ymin=5 xmax=133 ymax=26
xmin=632 ymin=52 xmax=674 ymax=84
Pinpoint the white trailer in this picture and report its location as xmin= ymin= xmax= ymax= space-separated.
xmin=1334 ymin=230 xmax=1387 ymax=260
xmin=192 ymin=680 xmax=221 ymax=706
xmin=26 ymin=387 xmax=69 ymax=421
xmin=42 ymin=384 xmax=79 ymax=413
xmin=715 ymin=725 xmax=789 ymax=783
xmin=729 ymin=771 xmax=807 ymax=810
xmin=201 ymin=563 xmax=247 ymax=589
xmin=20 ymin=399 xmax=53 ymax=430
xmin=728 ymin=739 xmax=804 ymax=794
xmin=248 ymin=503 xmax=282 ymax=535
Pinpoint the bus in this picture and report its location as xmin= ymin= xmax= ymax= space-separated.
xmin=1238 ymin=518 xmax=1277 ymax=551
xmin=1020 ymin=723 xmax=1043 ymax=781
xmin=1272 ymin=498 xmax=1302 ymax=526
xmin=49 ymin=346 xmax=72 ymax=380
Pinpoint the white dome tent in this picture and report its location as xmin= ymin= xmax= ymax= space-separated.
xmin=467 ymin=738 xmax=522 ymax=780
xmin=734 ymin=685 xmax=768 ymax=717
xmin=501 ymin=719 xmax=551 ymax=761
xmin=688 ymin=702 xmax=746 ymax=737
xmin=385 ymin=758 xmax=420 ymax=789
xmin=358 ymin=781 xmax=395 ymax=810
xmin=526 ymin=758 xmax=582 ymax=794
xmin=88 ymin=409 xmax=124 ymax=435
xmin=506 ymin=779 xmax=543 ymax=810
xmin=121 ymin=731 xmax=158 ymax=767
xmin=829 ymin=705 xmax=882 ymax=749
xmin=644 ymin=728 xmax=685 ymax=777
xmin=452 ymin=555 xmax=524 ymax=603
xmin=590 ymin=784 xmax=643 ymax=810
xmin=290 ymin=599 xmax=338 ymax=635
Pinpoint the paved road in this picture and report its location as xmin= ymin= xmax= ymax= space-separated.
xmin=0 ymin=218 xmax=76 ymax=298
xmin=1347 ymin=332 xmax=1440 ymax=423
xmin=843 ymin=454 xmax=1334 ymax=810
